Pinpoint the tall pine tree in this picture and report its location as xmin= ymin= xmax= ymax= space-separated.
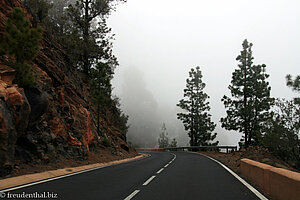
xmin=221 ymin=39 xmax=274 ymax=148
xmin=158 ymin=123 xmax=169 ymax=148
xmin=90 ymin=62 xmax=112 ymax=136
xmin=66 ymin=0 xmax=124 ymax=75
xmin=177 ymin=66 xmax=218 ymax=146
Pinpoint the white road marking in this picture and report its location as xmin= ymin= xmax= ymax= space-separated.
xmin=199 ymin=153 xmax=268 ymax=200
xmin=142 ymin=175 xmax=156 ymax=186
xmin=171 ymin=153 xmax=177 ymax=162
xmin=167 ymin=153 xmax=177 ymax=164
xmin=164 ymin=164 xmax=169 ymax=168
xmin=0 ymin=154 xmax=151 ymax=193
xmin=156 ymin=168 xmax=164 ymax=174
xmin=124 ymin=190 xmax=140 ymax=200
xmin=0 ymin=165 xmax=107 ymax=192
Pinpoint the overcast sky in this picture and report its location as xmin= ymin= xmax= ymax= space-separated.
xmin=109 ymin=0 xmax=300 ymax=147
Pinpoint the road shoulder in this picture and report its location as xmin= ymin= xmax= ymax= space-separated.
xmin=189 ymin=151 xmax=268 ymax=200
xmin=0 ymin=153 xmax=148 ymax=191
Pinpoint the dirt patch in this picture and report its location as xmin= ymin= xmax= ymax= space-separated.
xmin=10 ymin=147 xmax=138 ymax=178
xmin=199 ymin=146 xmax=299 ymax=175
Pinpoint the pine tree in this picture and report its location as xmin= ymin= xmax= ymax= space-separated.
xmin=66 ymin=0 xmax=124 ymax=75
xmin=47 ymin=0 xmax=75 ymax=35
xmin=286 ymin=74 xmax=300 ymax=105
xmin=158 ymin=123 xmax=169 ymax=148
xmin=169 ymin=138 xmax=178 ymax=148
xmin=113 ymin=95 xmax=130 ymax=141
xmin=120 ymin=113 xmax=129 ymax=137
xmin=221 ymin=39 xmax=274 ymax=148
xmin=0 ymin=7 xmax=43 ymax=88
xmin=177 ymin=66 xmax=218 ymax=146
xmin=90 ymin=62 xmax=112 ymax=136
xmin=23 ymin=0 xmax=52 ymax=24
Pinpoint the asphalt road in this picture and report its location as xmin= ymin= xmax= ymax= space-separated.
xmin=2 ymin=152 xmax=262 ymax=200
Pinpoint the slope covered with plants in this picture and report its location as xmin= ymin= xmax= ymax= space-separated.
xmin=0 ymin=0 xmax=133 ymax=178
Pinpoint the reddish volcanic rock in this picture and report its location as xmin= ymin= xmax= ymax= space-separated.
xmin=0 ymin=77 xmax=31 ymax=177
xmin=0 ymin=0 xmax=132 ymax=177
xmin=0 ymin=65 xmax=15 ymax=84
xmin=50 ymin=117 xmax=67 ymax=137
xmin=6 ymin=87 xmax=24 ymax=105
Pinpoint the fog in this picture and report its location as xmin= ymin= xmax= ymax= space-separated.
xmin=109 ymin=0 xmax=300 ymax=147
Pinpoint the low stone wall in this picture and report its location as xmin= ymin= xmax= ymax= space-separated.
xmin=135 ymin=148 xmax=165 ymax=152
xmin=240 ymin=158 xmax=300 ymax=200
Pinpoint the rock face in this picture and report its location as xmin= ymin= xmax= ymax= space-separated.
xmin=0 ymin=70 xmax=31 ymax=175
xmin=0 ymin=0 xmax=130 ymax=177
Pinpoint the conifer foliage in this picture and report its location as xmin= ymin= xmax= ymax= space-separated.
xmin=0 ymin=7 xmax=43 ymax=88
xmin=221 ymin=39 xmax=274 ymax=148
xmin=177 ymin=66 xmax=218 ymax=146
xmin=66 ymin=0 xmax=125 ymax=75
xmin=23 ymin=0 xmax=52 ymax=24
xmin=286 ymin=74 xmax=300 ymax=105
xmin=263 ymin=99 xmax=300 ymax=169
xmin=158 ymin=123 xmax=169 ymax=148
xmin=90 ymin=62 xmax=112 ymax=136
xmin=169 ymin=138 xmax=178 ymax=148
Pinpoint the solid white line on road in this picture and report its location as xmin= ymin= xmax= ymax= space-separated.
xmin=199 ymin=153 xmax=268 ymax=200
xmin=164 ymin=164 xmax=169 ymax=168
xmin=1 ymin=154 xmax=151 ymax=193
xmin=0 ymin=165 xmax=108 ymax=193
xmin=156 ymin=168 xmax=164 ymax=174
xmin=124 ymin=190 xmax=140 ymax=200
xmin=142 ymin=175 xmax=156 ymax=186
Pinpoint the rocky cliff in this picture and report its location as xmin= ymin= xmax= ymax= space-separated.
xmin=0 ymin=0 xmax=133 ymax=177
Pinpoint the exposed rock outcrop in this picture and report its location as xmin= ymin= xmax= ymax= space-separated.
xmin=0 ymin=67 xmax=31 ymax=176
xmin=0 ymin=0 xmax=131 ymax=177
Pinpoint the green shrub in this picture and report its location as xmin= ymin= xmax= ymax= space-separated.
xmin=102 ymin=136 xmax=111 ymax=147
xmin=0 ymin=7 xmax=43 ymax=88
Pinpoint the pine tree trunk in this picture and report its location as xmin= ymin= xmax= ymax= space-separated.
xmin=97 ymin=103 xmax=100 ymax=136
xmin=83 ymin=0 xmax=90 ymax=74
xmin=191 ymin=99 xmax=194 ymax=146
xmin=243 ymin=57 xmax=249 ymax=148
xmin=97 ymin=64 xmax=101 ymax=136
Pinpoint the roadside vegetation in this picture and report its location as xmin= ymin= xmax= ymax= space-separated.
xmin=0 ymin=7 xmax=43 ymax=88
xmin=177 ymin=66 xmax=218 ymax=146
xmin=18 ymin=0 xmax=130 ymax=137
xmin=177 ymin=40 xmax=299 ymax=170
xmin=158 ymin=123 xmax=178 ymax=148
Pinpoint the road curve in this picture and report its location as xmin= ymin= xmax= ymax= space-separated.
xmin=134 ymin=152 xmax=260 ymax=200
xmin=1 ymin=152 xmax=262 ymax=200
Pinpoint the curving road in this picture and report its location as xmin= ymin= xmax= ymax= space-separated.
xmin=1 ymin=152 xmax=264 ymax=200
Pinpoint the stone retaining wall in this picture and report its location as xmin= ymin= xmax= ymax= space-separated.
xmin=241 ymin=158 xmax=300 ymax=200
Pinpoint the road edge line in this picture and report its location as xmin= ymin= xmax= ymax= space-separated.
xmin=0 ymin=153 xmax=151 ymax=192
xmin=193 ymin=152 xmax=268 ymax=200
